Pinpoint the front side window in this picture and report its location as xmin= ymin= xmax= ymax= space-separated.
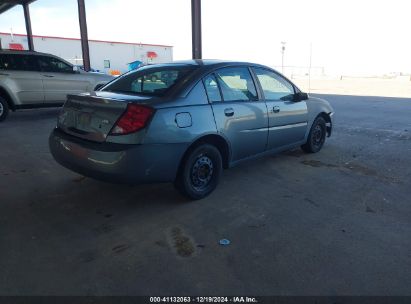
xmin=38 ymin=56 xmax=73 ymax=73
xmin=215 ymin=67 xmax=258 ymax=101
xmin=254 ymin=68 xmax=295 ymax=101
xmin=203 ymin=74 xmax=221 ymax=102
xmin=0 ymin=54 xmax=38 ymax=71
xmin=103 ymin=65 xmax=196 ymax=97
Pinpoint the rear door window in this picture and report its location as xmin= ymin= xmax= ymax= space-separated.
xmin=0 ymin=54 xmax=39 ymax=71
xmin=203 ymin=74 xmax=222 ymax=102
xmin=215 ymin=67 xmax=258 ymax=101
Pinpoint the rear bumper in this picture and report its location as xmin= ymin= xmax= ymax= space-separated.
xmin=49 ymin=128 xmax=188 ymax=184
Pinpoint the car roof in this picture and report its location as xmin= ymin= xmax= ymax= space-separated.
xmin=153 ymin=59 xmax=266 ymax=68
xmin=138 ymin=60 xmax=280 ymax=98
xmin=0 ymin=49 xmax=56 ymax=57
xmin=0 ymin=50 xmax=76 ymax=67
xmin=139 ymin=60 xmax=272 ymax=79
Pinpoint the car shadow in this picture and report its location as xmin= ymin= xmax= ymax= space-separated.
xmin=5 ymin=108 xmax=61 ymax=123
xmin=21 ymin=176 xmax=190 ymax=243
xmin=28 ymin=174 xmax=190 ymax=217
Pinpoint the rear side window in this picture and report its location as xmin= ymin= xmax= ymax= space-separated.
xmin=38 ymin=56 xmax=74 ymax=73
xmin=103 ymin=66 xmax=196 ymax=97
xmin=253 ymin=68 xmax=295 ymax=101
xmin=203 ymin=74 xmax=222 ymax=102
xmin=215 ymin=67 xmax=258 ymax=102
xmin=0 ymin=54 xmax=38 ymax=71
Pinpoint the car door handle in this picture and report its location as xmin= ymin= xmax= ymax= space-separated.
xmin=273 ymin=106 xmax=280 ymax=113
xmin=224 ymin=108 xmax=234 ymax=117
xmin=43 ymin=75 xmax=54 ymax=78
xmin=0 ymin=72 xmax=9 ymax=76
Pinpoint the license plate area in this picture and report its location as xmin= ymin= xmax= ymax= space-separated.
xmin=76 ymin=112 xmax=91 ymax=130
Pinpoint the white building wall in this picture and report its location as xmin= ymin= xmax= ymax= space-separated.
xmin=0 ymin=32 xmax=173 ymax=73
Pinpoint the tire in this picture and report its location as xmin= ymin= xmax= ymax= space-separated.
xmin=0 ymin=96 xmax=9 ymax=122
xmin=301 ymin=116 xmax=327 ymax=153
xmin=175 ymin=144 xmax=223 ymax=200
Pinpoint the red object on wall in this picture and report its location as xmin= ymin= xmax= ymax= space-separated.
xmin=147 ymin=51 xmax=158 ymax=58
xmin=9 ymin=43 xmax=24 ymax=50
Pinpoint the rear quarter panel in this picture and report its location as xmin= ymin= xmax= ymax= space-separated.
xmin=0 ymin=78 xmax=19 ymax=106
xmin=0 ymin=73 xmax=40 ymax=106
xmin=143 ymin=104 xmax=217 ymax=144
xmin=105 ymin=80 xmax=219 ymax=145
xmin=143 ymin=81 xmax=218 ymax=144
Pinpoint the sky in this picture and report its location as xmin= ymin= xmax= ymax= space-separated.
xmin=0 ymin=0 xmax=410 ymax=76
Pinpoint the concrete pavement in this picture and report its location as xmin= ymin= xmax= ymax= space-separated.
xmin=0 ymin=94 xmax=410 ymax=295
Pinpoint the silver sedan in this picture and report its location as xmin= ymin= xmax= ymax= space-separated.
xmin=49 ymin=60 xmax=334 ymax=199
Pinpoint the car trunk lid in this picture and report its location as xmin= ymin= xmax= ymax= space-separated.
xmin=58 ymin=92 xmax=153 ymax=143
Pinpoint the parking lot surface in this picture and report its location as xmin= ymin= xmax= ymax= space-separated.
xmin=1 ymin=94 xmax=410 ymax=295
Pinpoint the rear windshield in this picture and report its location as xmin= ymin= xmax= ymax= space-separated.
xmin=102 ymin=65 xmax=197 ymax=97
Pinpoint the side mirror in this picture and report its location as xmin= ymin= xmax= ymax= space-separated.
xmin=294 ymin=92 xmax=308 ymax=102
xmin=73 ymin=66 xmax=80 ymax=73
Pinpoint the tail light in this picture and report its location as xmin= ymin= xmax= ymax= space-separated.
xmin=110 ymin=104 xmax=154 ymax=135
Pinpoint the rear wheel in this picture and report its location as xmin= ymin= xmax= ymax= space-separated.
xmin=0 ymin=96 xmax=9 ymax=122
xmin=301 ymin=116 xmax=326 ymax=153
xmin=175 ymin=144 xmax=222 ymax=200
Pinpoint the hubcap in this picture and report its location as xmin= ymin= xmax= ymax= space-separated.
xmin=312 ymin=124 xmax=324 ymax=147
xmin=191 ymin=154 xmax=214 ymax=190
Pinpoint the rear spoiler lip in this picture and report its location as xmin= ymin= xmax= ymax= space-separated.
xmin=65 ymin=93 xmax=169 ymax=110
xmin=66 ymin=93 xmax=127 ymax=104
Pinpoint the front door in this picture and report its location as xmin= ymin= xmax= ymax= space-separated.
xmin=205 ymin=67 xmax=268 ymax=162
xmin=38 ymin=56 xmax=88 ymax=103
xmin=253 ymin=67 xmax=308 ymax=150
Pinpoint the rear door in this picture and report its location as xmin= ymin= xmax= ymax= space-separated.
xmin=0 ymin=53 xmax=44 ymax=104
xmin=252 ymin=67 xmax=308 ymax=150
xmin=38 ymin=55 xmax=89 ymax=103
xmin=206 ymin=66 xmax=268 ymax=162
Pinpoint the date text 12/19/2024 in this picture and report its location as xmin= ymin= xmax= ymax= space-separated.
xmin=150 ymin=297 xmax=258 ymax=303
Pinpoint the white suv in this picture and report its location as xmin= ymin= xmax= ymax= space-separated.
xmin=0 ymin=50 xmax=113 ymax=122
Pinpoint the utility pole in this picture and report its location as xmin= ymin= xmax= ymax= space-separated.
xmin=281 ymin=41 xmax=286 ymax=74
xmin=308 ymin=43 xmax=312 ymax=93
xmin=22 ymin=3 xmax=34 ymax=51
xmin=77 ymin=0 xmax=91 ymax=72
xmin=191 ymin=0 xmax=202 ymax=59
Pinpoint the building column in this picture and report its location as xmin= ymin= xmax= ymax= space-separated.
xmin=77 ymin=0 xmax=91 ymax=71
xmin=22 ymin=2 xmax=34 ymax=51
xmin=191 ymin=0 xmax=202 ymax=59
